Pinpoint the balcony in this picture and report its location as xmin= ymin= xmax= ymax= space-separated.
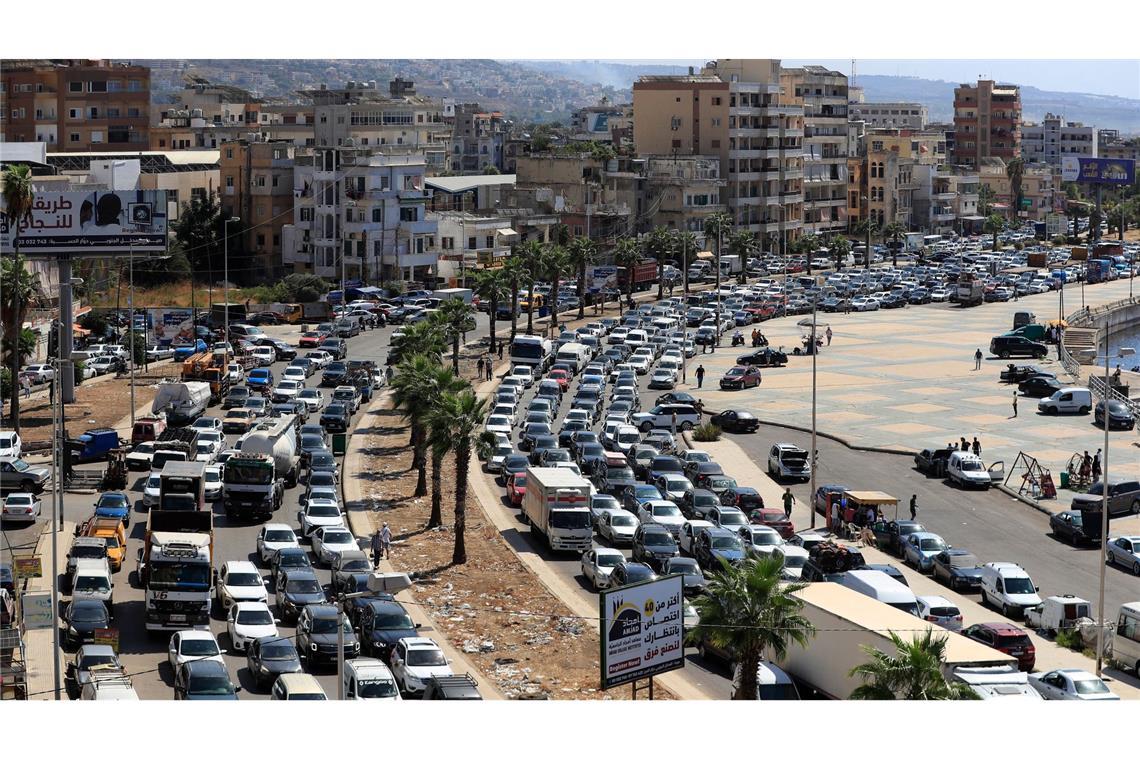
xmin=399 ymin=219 xmax=436 ymax=235
xmin=398 ymin=188 xmax=431 ymax=202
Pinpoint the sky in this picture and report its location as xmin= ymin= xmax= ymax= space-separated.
xmin=606 ymin=59 xmax=1139 ymax=101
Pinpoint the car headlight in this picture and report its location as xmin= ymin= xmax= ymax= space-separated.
xmin=310 ymin=642 xmax=319 ymax=651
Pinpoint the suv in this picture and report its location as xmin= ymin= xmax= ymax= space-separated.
xmin=631 ymin=523 xmax=680 ymax=571
xmin=422 ymin=674 xmax=482 ymax=700
xmin=989 ymin=335 xmax=1047 ymax=360
xmin=631 ymin=404 xmax=701 ymax=433
xmin=767 ymin=444 xmax=811 ymax=481
xmin=1070 ymin=479 xmax=1140 ymax=518
xmin=961 ymin=622 xmax=1036 ymax=671
xmin=296 ymin=604 xmax=360 ymax=666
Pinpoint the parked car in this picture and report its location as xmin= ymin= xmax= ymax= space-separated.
xmin=1106 ymin=535 xmax=1140 ymax=574
xmin=1028 ymin=669 xmax=1118 ymax=701
xmin=930 ymin=549 xmax=983 ymax=592
xmin=1071 ymin=479 xmax=1140 ymax=518
xmin=719 ymin=365 xmax=763 ymax=390
xmin=710 ymin=409 xmax=760 ymax=433
xmin=961 ymin=622 xmax=1036 ymax=671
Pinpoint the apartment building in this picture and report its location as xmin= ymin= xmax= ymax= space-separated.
xmin=282 ymin=145 xmax=438 ymax=284
xmin=450 ymin=104 xmax=506 ymax=174
xmin=1098 ymin=133 xmax=1140 ymax=164
xmin=952 ymin=79 xmax=1021 ymax=167
xmin=512 ymin=153 xmax=635 ymax=245
xmin=571 ymin=97 xmax=631 ymax=143
xmin=848 ymin=102 xmax=927 ymax=130
xmin=151 ymin=92 xmax=314 ymax=151
xmin=431 ymin=211 xmax=519 ymax=284
xmin=1 ymin=59 xmax=150 ymax=152
xmin=219 ymin=137 xmax=296 ymax=283
xmin=911 ymin=164 xmax=979 ymax=234
xmin=643 ymin=155 xmax=727 ymax=235
xmin=781 ymin=66 xmax=849 ymax=236
xmin=1021 ymin=113 xmax=1097 ymax=165
xmin=852 ymin=129 xmax=948 ymax=231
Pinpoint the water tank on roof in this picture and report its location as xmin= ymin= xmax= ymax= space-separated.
xmin=191 ymin=109 xmax=203 ymax=118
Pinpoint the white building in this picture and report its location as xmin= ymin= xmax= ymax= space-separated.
xmin=282 ymin=145 xmax=438 ymax=284
xmin=430 ymin=211 xmax=519 ymax=285
xmin=848 ymin=103 xmax=928 ymax=130
xmin=1021 ymin=113 xmax=1097 ymax=165
xmin=911 ymin=164 xmax=979 ymax=235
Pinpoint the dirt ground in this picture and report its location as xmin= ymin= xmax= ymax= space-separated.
xmin=15 ymin=377 xmax=155 ymax=447
xmin=356 ymin=398 xmax=672 ymax=700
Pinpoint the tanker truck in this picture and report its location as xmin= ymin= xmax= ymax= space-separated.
xmin=223 ymin=415 xmax=298 ymax=520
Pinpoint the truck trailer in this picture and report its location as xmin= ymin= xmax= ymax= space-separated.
xmin=158 ymin=461 xmax=207 ymax=512
xmin=151 ymin=380 xmax=211 ymax=427
xmin=521 ymin=467 xmax=593 ymax=553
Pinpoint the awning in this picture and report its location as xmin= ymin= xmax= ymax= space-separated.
xmin=496 ymin=227 xmax=519 ymax=238
xmin=696 ymin=251 xmax=714 ymax=260
xmin=844 ymin=490 xmax=898 ymax=504
xmin=73 ymin=325 xmax=91 ymax=337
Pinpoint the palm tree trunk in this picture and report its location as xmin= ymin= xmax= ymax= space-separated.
xmin=509 ymin=275 xmax=519 ymax=343
xmin=577 ymin=260 xmax=586 ymax=320
xmin=414 ymin=437 xmax=428 ymax=497
xmin=452 ymin=334 xmax=460 ymax=376
xmin=8 ymin=248 xmax=23 ymax=434
xmin=736 ymin=650 xmax=761 ymax=700
xmin=428 ymin=446 xmax=443 ymax=528
xmin=550 ymin=279 xmax=560 ymax=332
xmin=451 ymin=445 xmax=470 ymax=564
xmin=526 ymin=275 xmax=535 ymax=334
xmin=657 ymin=258 xmax=664 ymax=301
xmin=488 ymin=294 xmax=498 ymax=355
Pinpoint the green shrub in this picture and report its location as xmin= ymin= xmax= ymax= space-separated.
xmin=1013 ymin=241 xmax=1024 ymax=250
xmin=1051 ymin=235 xmax=1068 ymax=246
xmin=1055 ymin=627 xmax=1082 ymax=651
xmin=692 ymin=422 xmax=722 ymax=442
xmin=0 ymin=367 xmax=11 ymax=399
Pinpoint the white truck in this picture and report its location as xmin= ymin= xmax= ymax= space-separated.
xmin=949 ymin=664 xmax=1042 ymax=700
xmin=137 ymin=511 xmax=214 ymax=632
xmin=1024 ymin=595 xmax=1092 ymax=636
xmin=510 ymin=335 xmax=553 ymax=371
xmin=521 ymin=467 xmax=594 ymax=553
xmin=777 ymin=583 xmax=1015 ymax=699
xmin=554 ymin=342 xmax=591 ymax=374
xmin=431 ymin=287 xmax=473 ymax=305
xmin=224 ymin=415 xmax=298 ymax=519
xmin=151 ymin=380 xmax=211 ymax=427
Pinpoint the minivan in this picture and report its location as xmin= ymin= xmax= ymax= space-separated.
xmin=1113 ymin=602 xmax=1140 ymax=676
xmin=1037 ymin=387 xmax=1092 ymax=415
xmin=839 ymin=569 xmax=919 ymax=615
xmin=979 ymin=562 xmax=1042 ymax=618
xmin=71 ymin=557 xmax=114 ymax=610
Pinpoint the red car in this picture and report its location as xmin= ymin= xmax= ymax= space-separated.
xmin=506 ymin=472 xmax=527 ymax=507
xmin=548 ymin=369 xmax=571 ymax=391
xmin=719 ymin=365 xmax=762 ymax=390
xmin=961 ymin=622 xmax=1036 ymax=671
xmin=298 ymin=330 xmax=327 ymax=348
xmin=749 ymin=508 xmax=795 ymax=539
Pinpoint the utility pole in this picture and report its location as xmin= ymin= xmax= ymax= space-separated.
xmin=224 ymin=217 xmax=240 ymax=339
xmin=128 ymin=242 xmax=135 ymax=427
xmin=50 ymin=338 xmax=62 ymax=698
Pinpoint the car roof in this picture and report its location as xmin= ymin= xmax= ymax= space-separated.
xmin=704 ymin=527 xmax=736 ymax=538
xmin=976 ymin=622 xmax=1026 ymax=634
xmin=276 ymin=672 xmax=325 ymax=691
xmin=223 ymin=560 xmax=259 ymax=573
xmin=304 ymin=604 xmax=340 ymax=618
xmin=401 ymin=637 xmax=441 ymax=649
xmin=917 ymin=595 xmax=955 ymax=607
xmin=184 ymin=659 xmax=227 ymax=675
xmin=594 ymin=547 xmax=625 ymax=557
xmin=178 ymin=629 xmax=217 ymax=641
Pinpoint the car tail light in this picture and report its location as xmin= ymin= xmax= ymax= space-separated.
xmin=954 ymin=615 xmax=963 ymax=621
xmin=925 ymin=615 xmax=938 ymax=622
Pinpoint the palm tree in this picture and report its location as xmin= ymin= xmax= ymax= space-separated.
xmin=687 ymin=555 xmax=815 ymax=700
xmin=432 ymin=299 xmax=476 ymax=375
xmin=1006 ymin=157 xmax=1025 ymax=218
xmin=983 ymin=213 xmax=1006 ymax=252
xmin=828 ymin=234 xmax=851 ymax=272
xmin=427 ymin=389 xmax=495 ymax=564
xmin=424 ymin=368 xmax=468 ymax=528
xmin=611 ymin=236 xmax=641 ymax=316
xmin=390 ymin=355 xmax=439 ymax=497
xmin=853 ymin=218 xmax=879 ymax=270
xmin=672 ymin=230 xmax=699 ymax=293
xmin=849 ymin=629 xmax=980 ymax=700
xmin=543 ymin=244 xmax=571 ymax=333
xmin=518 ymin=239 xmax=543 ymax=335
xmin=390 ymin=319 xmax=446 ymax=366
xmin=797 ymin=233 xmax=819 ymax=276
xmin=727 ymin=230 xmax=755 ymax=284
xmin=703 ymin=212 xmax=733 ymax=279
xmin=882 ymin=222 xmax=907 ymax=267
xmin=503 ymin=252 xmax=525 ymax=344
xmin=2 ymin=165 xmax=36 ymax=431
xmin=473 ymin=268 xmax=509 ymax=357
xmin=566 ymin=236 xmax=597 ymax=320
xmin=644 ymin=226 xmax=673 ymax=301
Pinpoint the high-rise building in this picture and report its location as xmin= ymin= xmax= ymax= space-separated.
xmin=1 ymin=59 xmax=150 ymax=152
xmin=1020 ymin=113 xmax=1097 ymax=165
xmin=219 ymin=137 xmax=296 ymax=283
xmin=781 ymin=66 xmax=849 ymax=236
xmin=951 ymin=79 xmax=1021 ymax=167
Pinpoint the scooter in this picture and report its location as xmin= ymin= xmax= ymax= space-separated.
xmin=731 ymin=332 xmax=745 ymax=347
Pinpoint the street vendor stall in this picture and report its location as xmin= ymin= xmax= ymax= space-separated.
xmin=794 ymin=317 xmax=826 ymax=356
xmin=841 ymin=490 xmax=899 ymax=530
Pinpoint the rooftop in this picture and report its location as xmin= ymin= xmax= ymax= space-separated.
xmin=425 ymin=174 xmax=517 ymax=194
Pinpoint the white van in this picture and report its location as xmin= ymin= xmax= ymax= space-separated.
xmin=555 ymin=343 xmax=591 ymax=374
xmin=80 ymin=670 xmax=139 ymax=700
xmin=344 ymin=657 xmax=402 ymax=701
xmin=731 ymin=661 xmax=800 ymax=700
xmin=979 ymin=562 xmax=1042 ymax=618
xmin=946 ymin=451 xmax=992 ymax=489
xmin=1037 ymin=387 xmax=1092 ymax=415
xmin=839 ymin=569 xmax=919 ymax=616
xmin=71 ymin=558 xmax=114 ymax=609
xmin=1113 ymin=602 xmax=1140 ymax=676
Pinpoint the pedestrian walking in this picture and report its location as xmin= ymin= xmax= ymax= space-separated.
xmin=1092 ymin=448 xmax=1102 ymax=482
xmin=695 ymin=365 xmax=705 ymax=389
xmin=909 ymin=494 xmax=918 ymax=521
xmin=671 ymin=412 xmax=678 ymax=435
xmin=486 ymin=360 xmax=493 ymax=381
xmin=380 ymin=522 xmax=392 ymax=559
xmin=21 ymin=375 xmax=31 ymax=398
xmin=477 ymin=357 xmax=485 ymax=378
xmin=972 ymin=436 xmax=980 ymax=457
xmin=1080 ymin=451 xmax=1092 ymax=483
xmin=974 ymin=348 xmax=983 ymax=370
xmin=1012 ymin=391 xmax=1018 ymax=417
xmin=782 ymin=488 xmax=794 ymax=519
xmin=498 ymin=341 xmax=504 ymax=360
xmin=371 ymin=528 xmax=383 ymax=567
xmin=825 ymin=326 xmax=833 ymax=346
xmin=960 ymin=436 xmax=968 ymax=452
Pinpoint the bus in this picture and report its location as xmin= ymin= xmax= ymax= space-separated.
xmin=509 ymin=335 xmax=553 ymax=370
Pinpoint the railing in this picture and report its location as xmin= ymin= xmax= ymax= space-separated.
xmin=1061 ymin=295 xmax=1140 ymax=381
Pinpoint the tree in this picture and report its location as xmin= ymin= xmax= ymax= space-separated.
xmin=611 ymin=236 xmax=641 ymax=315
xmin=390 ymin=355 xmax=440 ymax=498
xmin=687 ymin=555 xmax=815 ymax=700
xmin=517 ymin=239 xmax=544 ymax=335
xmin=882 ymin=222 xmax=907 ymax=267
xmin=566 ymin=236 xmax=598 ymax=320
xmin=644 ymin=226 xmax=673 ymax=301
xmin=983 ymin=213 xmax=1007 ymax=252
xmin=727 ymin=230 xmax=755 ymax=283
xmin=703 ymin=212 xmax=733 ymax=268
xmin=849 ymin=629 xmax=979 ymax=700
xmin=542 ymin=244 xmax=571 ymax=332
xmin=977 ymin=184 xmax=996 ymax=217
xmin=171 ymin=192 xmax=223 ymax=282
xmin=670 ymin=230 xmax=699 ymax=293
xmin=797 ymin=233 xmax=820 ymax=276
xmin=473 ymin=268 xmax=510 ymax=355
xmin=828 ymin=234 xmax=852 ymax=272
xmin=2 ymin=165 xmax=37 ymax=433
xmin=390 ymin=319 xmax=446 ymax=366
xmin=503 ymin=253 xmax=526 ymax=344
xmin=1006 ymin=157 xmax=1025 ymax=218
xmin=427 ymin=389 xmax=495 ymax=564
xmin=424 ymin=367 xmax=469 ymax=528
xmin=432 ymin=298 xmax=476 ymax=376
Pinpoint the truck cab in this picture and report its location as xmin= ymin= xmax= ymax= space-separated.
xmin=69 ymin=428 xmax=122 ymax=464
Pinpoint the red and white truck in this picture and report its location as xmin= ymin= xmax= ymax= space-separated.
xmin=521 ymin=467 xmax=593 ymax=553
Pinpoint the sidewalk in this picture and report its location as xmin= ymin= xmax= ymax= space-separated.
xmin=22 ymin=519 xmax=75 ymax=701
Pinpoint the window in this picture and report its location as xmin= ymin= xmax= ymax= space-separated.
xmin=711 ymin=117 xmax=721 ymax=127
xmin=69 ymin=108 xmax=80 ymax=119
xmin=128 ymin=80 xmax=143 ymax=91
xmin=712 ymin=97 xmax=722 ymax=106
xmin=191 ymin=188 xmax=206 ymax=203
xmin=272 ymin=175 xmax=279 ymax=188
xmin=256 ymin=175 xmax=266 ymax=188
xmin=670 ymin=116 xmax=682 ymax=131
xmin=91 ymin=131 xmax=103 ymax=144
xmin=256 ymin=234 xmax=266 ymax=247
xmin=107 ymin=108 xmax=120 ymax=118
xmin=711 ymin=139 xmax=720 ymax=149
xmin=672 ymin=139 xmax=682 ymax=149
xmin=871 ymin=141 xmax=883 ymax=151
xmin=88 ymin=80 xmax=107 ymax=93
xmin=89 ymin=108 xmax=99 ymax=119
xmin=127 ymin=108 xmax=140 ymax=118
xmin=442 ymin=237 xmax=454 ymax=250
xmin=69 ymin=81 xmax=83 ymax=93
xmin=300 ymin=208 xmax=314 ymax=222
xmin=468 ymin=236 xmax=477 ymax=250
xmin=70 ymin=132 xmax=80 ymax=143
xmin=485 ymin=235 xmax=494 ymax=249
xmin=10 ymin=108 xmax=24 ymax=120
xmin=107 ymin=80 xmax=122 ymax=92
xmin=371 ymin=208 xmax=383 ymax=223
xmin=226 ymin=176 xmax=234 ymax=188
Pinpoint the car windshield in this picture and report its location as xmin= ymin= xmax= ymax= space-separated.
xmin=188 ymin=675 xmax=234 ymax=695
xmin=960 ymin=460 xmax=983 ymax=471
xmin=79 ymin=654 xmax=118 ymax=670
xmin=652 ymin=505 xmax=681 ymax=518
xmin=181 ymin=639 xmax=220 ymax=656
xmin=920 ymin=538 xmax=947 ymax=551
xmin=71 ymin=604 xmax=107 ymax=623
xmin=720 ymin=512 xmax=748 ymax=527
xmin=597 ymin=554 xmax=623 ymax=568
xmin=752 ymin=531 xmax=780 ymax=545
xmin=265 ymin=530 xmax=295 ymax=543
xmin=286 ymin=578 xmax=322 ymax=594
xmin=550 ymin=511 xmax=592 ymax=529
xmin=322 ymin=531 xmax=352 ymax=545
xmin=1073 ymin=678 xmax=1109 ymax=695
xmin=407 ymin=648 xmax=448 ymax=667
xmin=311 ymin=617 xmax=352 ymax=635
xmin=307 ymin=503 xmax=340 ymax=518
xmin=71 ymin=545 xmax=105 ymax=559
xmin=228 ymin=573 xmax=263 ymax=587
xmin=236 ymin=608 xmax=274 ymax=625
xmin=357 ymin=679 xmax=398 ymax=699
xmin=618 ymin=431 xmax=639 ymax=443
xmin=374 ymin=613 xmax=414 ymax=630
xmin=642 ymin=532 xmax=674 ymax=547
xmin=609 ymin=514 xmax=636 ymax=527
xmin=781 ymin=554 xmax=806 ymax=569
xmin=75 ymin=576 xmax=110 ymax=593
xmin=712 ymin=536 xmax=743 ymax=550
xmin=1004 ymin=577 xmax=1035 ymax=595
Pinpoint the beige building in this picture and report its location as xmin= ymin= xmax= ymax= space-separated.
xmin=781 ymin=66 xmax=849 ymax=236
xmin=952 ymin=80 xmax=1021 ymax=168
xmin=512 ymin=153 xmax=635 ymax=246
xmin=219 ymin=137 xmax=296 ymax=283
xmin=643 ymin=155 xmax=727 ymax=235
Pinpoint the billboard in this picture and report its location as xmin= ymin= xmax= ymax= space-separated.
xmin=586 ymin=265 xmax=618 ymax=291
xmin=599 ymin=574 xmax=685 ymax=689
xmin=1 ymin=190 xmax=168 ymax=254
xmin=1061 ymin=157 xmax=1136 ymax=186
xmin=21 ymin=592 xmax=55 ymax=630
xmin=151 ymin=309 xmax=195 ymax=346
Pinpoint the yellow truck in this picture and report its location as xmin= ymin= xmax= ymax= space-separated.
xmin=181 ymin=349 xmax=232 ymax=404
xmin=76 ymin=517 xmax=127 ymax=572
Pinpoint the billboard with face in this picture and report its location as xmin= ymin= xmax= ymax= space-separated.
xmin=1 ymin=190 xmax=168 ymax=254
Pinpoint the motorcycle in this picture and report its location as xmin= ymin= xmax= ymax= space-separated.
xmin=731 ymin=332 xmax=745 ymax=347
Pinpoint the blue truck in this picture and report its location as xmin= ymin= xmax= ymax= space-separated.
xmin=68 ymin=428 xmax=124 ymax=464
xmin=1086 ymin=258 xmax=1115 ymax=284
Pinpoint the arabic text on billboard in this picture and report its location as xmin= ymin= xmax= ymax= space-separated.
xmin=599 ymin=575 xmax=684 ymax=689
xmin=1061 ymin=157 xmax=1136 ymax=186
xmin=1 ymin=190 xmax=168 ymax=254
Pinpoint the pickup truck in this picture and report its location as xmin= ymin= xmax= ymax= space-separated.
xmin=1024 ymin=595 xmax=1092 ymax=636
xmin=913 ymin=447 xmax=953 ymax=478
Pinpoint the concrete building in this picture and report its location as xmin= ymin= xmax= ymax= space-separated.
xmin=643 ymin=155 xmax=727 ymax=235
xmin=912 ymin=164 xmax=979 ymax=234
xmin=151 ymin=101 xmax=313 ymax=150
xmin=450 ymin=104 xmax=506 ymax=174
xmin=430 ymin=211 xmax=519 ymax=285
xmin=571 ymin=97 xmax=631 ymax=143
xmin=781 ymin=66 xmax=849 ymax=236
xmin=952 ymin=80 xmax=1021 ymax=168
xmin=512 ymin=153 xmax=635 ymax=246
xmin=282 ymin=145 xmax=438 ymax=284
xmin=426 ymin=174 xmax=516 ymax=213
xmin=1021 ymin=113 xmax=1097 ymax=165
xmin=1097 ymin=129 xmax=1140 ymax=164
xmin=219 ymin=137 xmax=296 ymax=283
xmin=1 ymin=59 xmax=150 ymax=152
xmin=848 ymin=102 xmax=927 ymax=130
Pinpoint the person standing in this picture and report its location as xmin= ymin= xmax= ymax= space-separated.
xmin=1092 ymin=448 xmax=1102 ymax=482
xmin=909 ymin=494 xmax=918 ymax=520
xmin=825 ymin=326 xmax=833 ymax=346
xmin=1012 ymin=391 xmax=1018 ymax=418
xmin=380 ymin=522 xmax=392 ymax=559
xmin=1080 ymin=451 xmax=1091 ymax=483
xmin=830 ymin=500 xmax=840 ymax=532
xmin=695 ymin=364 xmax=705 ymax=389
xmin=371 ymin=528 xmax=383 ymax=567
xmin=782 ymin=488 xmax=795 ymax=519
xmin=476 ymin=357 xmax=485 ymax=379
xmin=21 ymin=375 xmax=31 ymax=398
xmin=972 ymin=437 xmax=981 ymax=457
xmin=960 ymin=436 xmax=969 ymax=452
xmin=486 ymin=356 xmax=494 ymax=381
xmin=497 ymin=341 xmax=504 ymax=360
xmin=974 ymin=348 xmax=983 ymax=370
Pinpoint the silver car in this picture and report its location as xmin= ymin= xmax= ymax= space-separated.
xmin=1106 ymin=535 xmax=1140 ymax=575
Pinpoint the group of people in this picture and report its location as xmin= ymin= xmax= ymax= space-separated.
xmin=946 ymin=436 xmax=983 ymax=457
xmin=1077 ymin=448 xmax=1103 ymax=484
xmin=475 ymin=355 xmax=495 ymax=382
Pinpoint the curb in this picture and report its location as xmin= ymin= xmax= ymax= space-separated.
xmin=701 ymin=407 xmax=915 ymax=457
xmin=995 ymin=483 xmax=1057 ymax=517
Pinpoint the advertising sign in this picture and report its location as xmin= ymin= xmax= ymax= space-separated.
xmin=1046 ymin=213 xmax=1068 ymax=237
xmin=1 ymin=190 xmax=168 ymax=254
xmin=1061 ymin=157 xmax=1136 ymax=186
xmin=94 ymin=628 xmax=120 ymax=652
xmin=12 ymin=556 xmax=42 ymax=579
xmin=21 ymin=592 xmax=55 ymax=630
xmin=151 ymin=309 xmax=195 ymax=346
xmin=599 ymin=575 xmax=685 ymax=689
xmin=586 ymin=265 xmax=618 ymax=291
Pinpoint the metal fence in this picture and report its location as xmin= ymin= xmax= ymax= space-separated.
xmin=1060 ymin=295 xmax=1140 ymax=382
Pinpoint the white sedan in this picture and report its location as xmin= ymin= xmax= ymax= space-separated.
xmin=508 ymin=365 xmax=534 ymax=388
xmin=194 ymin=438 xmax=222 ymax=463
xmin=167 ymin=629 xmax=224 ymax=672
xmin=227 ymin=363 xmax=246 ymax=383
xmin=1028 ymin=669 xmax=1118 ymax=701
xmin=929 ymin=287 xmax=952 ymax=302
xmin=272 ymin=380 xmax=304 ymax=402
xmin=142 ymin=474 xmax=162 ymax=509
xmin=580 ymin=547 xmax=625 ymax=590
xmin=648 ymin=368 xmax=677 ymax=390
xmin=311 ymin=526 xmax=358 ymax=567
xmin=484 ymin=415 xmax=513 ymax=438
xmin=257 ymin=523 xmax=300 ymax=564
xmin=304 ymin=350 xmax=332 ymax=369
xmin=1106 ymin=535 xmax=1140 ymax=575
xmin=850 ymin=297 xmax=879 ymax=311
xmin=297 ymin=499 xmax=345 ymax=537
xmin=125 ymin=442 xmax=155 ymax=471
xmin=297 ymin=389 xmax=325 ymax=413
xmin=146 ymin=345 xmax=175 ymax=361
xmin=627 ymin=355 xmax=651 ymax=375
xmin=203 ymin=465 xmax=223 ymax=502
xmin=2 ymin=492 xmax=42 ymax=523
xmin=226 ymin=601 xmax=279 ymax=652
xmin=191 ymin=417 xmax=223 ymax=434
xmin=281 ymin=366 xmax=308 ymax=385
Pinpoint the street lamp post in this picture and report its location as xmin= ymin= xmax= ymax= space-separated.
xmin=224 ymin=217 xmax=240 ymax=340
xmin=128 ymin=240 xmax=135 ymax=427
xmin=809 ymin=291 xmax=819 ymax=529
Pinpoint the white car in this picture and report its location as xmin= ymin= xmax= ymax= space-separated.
xmin=257 ymin=523 xmax=300 ymax=563
xmin=679 ymin=520 xmax=715 ymax=555
xmin=272 ymin=380 xmax=304 ymax=402
xmin=250 ymin=346 xmax=276 ymax=367
xmin=637 ymin=500 xmax=686 ymax=536
xmin=1106 ymin=535 xmax=1140 ymax=574
xmin=508 ymin=365 xmax=534 ymax=388
xmin=85 ymin=356 xmax=118 ymax=376
xmin=22 ymin=364 xmax=55 ymax=383
xmin=656 ymin=474 xmax=691 ymax=503
xmin=227 ymin=363 xmax=245 ymax=383
xmin=203 ymin=465 xmax=223 ymax=502
xmin=226 ymin=601 xmax=279 ymax=652
xmin=929 ymin=288 xmax=951 ymax=303
xmin=281 ymin=366 xmax=307 ymax=384
xmin=484 ymin=415 xmax=513 ymax=438
xmin=628 ymin=355 xmax=651 ymax=375
xmin=125 ymin=441 xmax=155 ymax=471
xmin=774 ymin=545 xmax=810 ymax=580
xmin=297 ymin=499 xmax=344 ymax=537
xmin=487 ymin=439 xmax=514 ymax=473
xmin=741 ymin=525 xmax=783 ymax=556
xmin=389 ymin=637 xmax=453 ymax=696
xmin=2 ymin=491 xmax=42 ymax=523
xmin=916 ymin=595 xmax=963 ymax=632
xmin=142 ymin=474 xmax=161 ymax=509
xmin=297 ymin=389 xmax=325 ymax=413
xmin=1028 ymin=669 xmax=1119 ymax=701
xmin=215 ymin=560 xmax=269 ymax=610
xmin=580 ymin=547 xmax=625 ymax=590
xmin=850 ymin=297 xmax=879 ymax=311
xmin=490 ymin=404 xmax=517 ymax=425
xmin=191 ymin=417 xmax=223 ymax=434
xmin=305 ymin=350 xmax=332 ymax=369
xmin=146 ymin=345 xmax=175 ymax=362
xmin=194 ymin=438 xmax=222 ymax=463
xmin=0 ymin=431 xmax=22 ymax=459
xmin=649 ymin=368 xmax=677 ymax=390
xmin=311 ymin=526 xmax=358 ymax=566
xmin=167 ymin=629 xmax=224 ymax=672
xmin=597 ymin=510 xmax=639 ymax=546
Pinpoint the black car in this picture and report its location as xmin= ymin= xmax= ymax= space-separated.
xmin=655 ymin=391 xmax=699 ymax=407
xmin=631 ymin=524 xmax=680 ymax=571
xmin=736 ymin=348 xmax=788 ymax=367
xmin=684 ymin=460 xmax=725 ymax=483
xmin=990 ymin=335 xmax=1047 ymax=360
xmin=62 ymin=599 xmax=110 ymax=649
xmin=720 ymin=486 xmax=764 ymax=510
xmin=1018 ymin=376 xmax=1064 ymax=398
xmin=519 ymin=424 xmax=553 ymax=452
xmin=558 ymin=421 xmax=590 ymax=449
xmin=1095 ymin=399 xmax=1136 ymax=430
xmin=609 ymin=561 xmax=657 ymax=588
xmin=174 ymin=659 xmax=240 ymax=700
xmin=577 ymin=444 xmax=608 ymax=476
xmin=662 ymin=556 xmax=708 ymax=597
xmin=358 ymin=599 xmax=420 ymax=659
xmin=646 ymin=455 xmax=685 ymax=483
xmin=274 ymin=568 xmax=326 ymax=623
xmin=681 ymin=488 xmax=722 ymax=520
xmin=298 ymin=434 xmax=329 ymax=468
xmin=569 ymin=431 xmax=601 ymax=459
xmin=499 ymin=454 xmax=529 ymax=485
xmin=1000 ymin=364 xmax=1053 ymax=384
xmin=914 ymin=447 xmax=954 ymax=478
xmin=710 ymin=409 xmax=760 ymax=433
xmin=321 ymin=361 xmax=349 ymax=387
xmin=256 ymin=337 xmax=296 ymax=362
xmin=871 ymin=520 xmax=927 ymax=557
xmin=422 ymin=674 xmax=482 ymax=700
xmin=527 ymin=436 xmax=560 ymax=466
xmin=296 ymin=604 xmax=359 ymax=666
xmin=1049 ymin=510 xmax=1090 ymax=546
xmin=600 ymin=464 xmax=638 ymax=496
xmin=270 ymin=546 xmax=313 ymax=583
xmin=930 ymin=549 xmax=984 ymax=591
xmin=246 ymin=635 xmax=303 ymax=690
xmin=320 ymin=403 xmax=351 ymax=433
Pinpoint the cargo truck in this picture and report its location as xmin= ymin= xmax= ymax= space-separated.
xmin=158 ymin=461 xmax=206 ymax=511
xmin=777 ymin=583 xmax=1015 ymax=699
xmin=1087 ymin=258 xmax=1115 ymax=284
xmin=521 ymin=467 xmax=593 ymax=553
xmin=150 ymin=428 xmax=199 ymax=476
xmin=136 ymin=510 xmax=214 ymax=632
xmin=68 ymin=428 xmax=124 ymax=464
xmin=956 ymin=272 xmax=985 ymax=307
xmin=181 ymin=349 xmax=232 ymax=404
xmin=224 ymin=415 xmax=298 ymax=520
xmin=431 ymin=287 xmax=473 ymax=305
xmin=151 ymin=380 xmax=211 ymax=426
xmin=618 ymin=261 xmax=659 ymax=293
